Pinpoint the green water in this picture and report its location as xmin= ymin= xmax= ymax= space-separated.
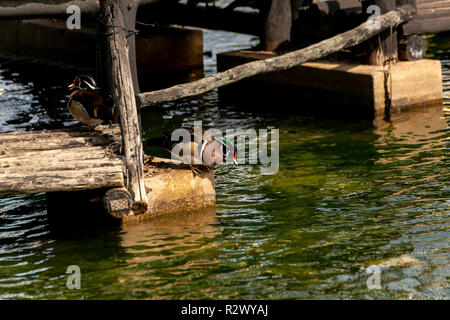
xmin=0 ymin=31 xmax=448 ymax=299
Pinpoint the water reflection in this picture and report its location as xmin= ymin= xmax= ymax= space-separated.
xmin=119 ymin=209 xmax=220 ymax=299
xmin=0 ymin=59 xmax=81 ymax=132
xmin=374 ymin=105 xmax=447 ymax=158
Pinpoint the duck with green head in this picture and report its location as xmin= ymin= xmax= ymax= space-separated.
xmin=67 ymin=75 xmax=114 ymax=129
xmin=146 ymin=128 xmax=238 ymax=174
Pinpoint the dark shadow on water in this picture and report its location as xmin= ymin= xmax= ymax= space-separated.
xmin=425 ymin=32 xmax=450 ymax=60
xmin=217 ymin=83 xmax=375 ymax=121
xmin=45 ymin=189 xmax=122 ymax=238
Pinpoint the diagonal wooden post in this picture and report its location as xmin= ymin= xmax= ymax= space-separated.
xmin=100 ymin=0 xmax=148 ymax=212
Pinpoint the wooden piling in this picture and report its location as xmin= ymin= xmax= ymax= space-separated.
xmin=362 ymin=0 xmax=399 ymax=65
xmin=263 ymin=0 xmax=292 ymax=51
xmin=0 ymin=0 xmax=99 ymax=20
xmin=100 ymin=0 xmax=148 ymax=211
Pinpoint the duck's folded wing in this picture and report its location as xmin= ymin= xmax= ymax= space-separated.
xmin=67 ymin=99 xmax=95 ymax=126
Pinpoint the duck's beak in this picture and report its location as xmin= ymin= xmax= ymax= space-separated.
xmin=68 ymin=83 xmax=76 ymax=90
xmin=233 ymin=153 xmax=238 ymax=166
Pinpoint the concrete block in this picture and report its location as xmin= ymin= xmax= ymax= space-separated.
xmin=0 ymin=19 xmax=203 ymax=76
xmin=217 ymin=50 xmax=443 ymax=118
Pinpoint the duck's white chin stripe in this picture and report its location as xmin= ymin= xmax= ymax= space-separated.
xmin=200 ymin=140 xmax=208 ymax=161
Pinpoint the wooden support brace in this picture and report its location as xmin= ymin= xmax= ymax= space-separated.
xmin=136 ymin=1 xmax=261 ymax=36
xmin=100 ymin=0 xmax=148 ymax=210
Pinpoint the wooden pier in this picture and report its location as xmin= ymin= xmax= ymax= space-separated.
xmin=0 ymin=0 xmax=448 ymax=222
xmin=0 ymin=124 xmax=216 ymax=220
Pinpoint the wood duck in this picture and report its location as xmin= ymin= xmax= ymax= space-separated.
xmin=67 ymin=75 xmax=114 ymax=129
xmin=146 ymin=128 xmax=237 ymax=173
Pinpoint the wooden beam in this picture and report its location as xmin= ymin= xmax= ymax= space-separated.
xmin=0 ymin=1 xmax=99 ymax=20
xmin=403 ymin=16 xmax=450 ymax=34
xmin=100 ymin=0 xmax=148 ymax=210
xmin=0 ymin=166 xmax=124 ymax=194
xmin=0 ymin=125 xmax=120 ymax=152
xmin=136 ymin=4 xmax=416 ymax=108
xmin=403 ymin=0 xmax=450 ymax=34
xmin=136 ymin=2 xmax=262 ymax=35
xmin=0 ymin=125 xmax=125 ymax=194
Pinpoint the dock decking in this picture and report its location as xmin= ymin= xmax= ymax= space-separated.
xmin=0 ymin=125 xmax=125 ymax=194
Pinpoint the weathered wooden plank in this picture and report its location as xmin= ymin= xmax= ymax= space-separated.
xmin=136 ymin=1 xmax=261 ymax=36
xmin=0 ymin=135 xmax=117 ymax=151
xmin=0 ymin=125 xmax=120 ymax=139
xmin=0 ymin=167 xmax=124 ymax=194
xmin=136 ymin=4 xmax=416 ymax=108
xmin=0 ymin=123 xmax=125 ymax=194
xmin=0 ymin=0 xmax=99 ymax=20
xmin=417 ymin=0 xmax=450 ymax=9
xmin=416 ymin=0 xmax=446 ymax=4
xmin=403 ymin=15 xmax=450 ymax=34
xmin=100 ymin=0 xmax=148 ymax=208
xmin=414 ymin=7 xmax=450 ymax=19
xmin=1 ymin=1 xmax=91 ymax=5
xmin=403 ymin=0 xmax=450 ymax=34
xmin=0 ymin=159 xmax=123 ymax=172
xmin=0 ymin=125 xmax=121 ymax=153
xmin=0 ymin=147 xmax=122 ymax=167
